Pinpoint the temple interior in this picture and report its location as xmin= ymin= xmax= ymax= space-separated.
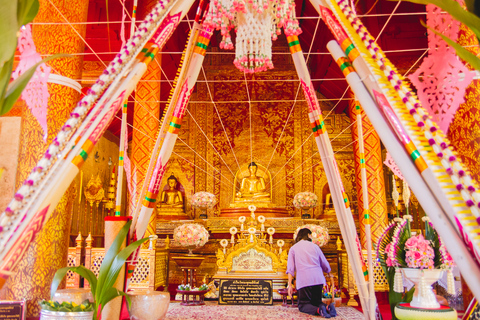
xmin=0 ymin=0 xmax=479 ymax=319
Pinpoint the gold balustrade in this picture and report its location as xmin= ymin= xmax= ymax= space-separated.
xmin=338 ymin=249 xmax=389 ymax=306
xmin=66 ymin=233 xmax=170 ymax=292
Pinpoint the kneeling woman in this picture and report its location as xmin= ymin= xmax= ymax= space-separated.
xmin=286 ymin=228 xmax=335 ymax=317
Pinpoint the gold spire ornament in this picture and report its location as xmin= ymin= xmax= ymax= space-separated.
xmin=105 ymin=166 xmax=117 ymax=212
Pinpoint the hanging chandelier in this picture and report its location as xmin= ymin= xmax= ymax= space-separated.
xmin=204 ymin=0 xmax=301 ymax=73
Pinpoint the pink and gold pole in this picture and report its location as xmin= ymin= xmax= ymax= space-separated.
xmin=348 ymin=100 xmax=387 ymax=247
xmin=128 ymin=20 xmax=213 ymax=284
xmin=0 ymin=0 xmax=188 ymax=282
xmin=324 ymin=0 xmax=480 ymax=300
xmin=286 ymin=32 xmax=373 ymax=318
xmin=350 ymin=101 xmax=378 ymax=320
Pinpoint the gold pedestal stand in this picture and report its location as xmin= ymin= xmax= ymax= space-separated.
xmin=172 ymin=254 xmax=205 ymax=288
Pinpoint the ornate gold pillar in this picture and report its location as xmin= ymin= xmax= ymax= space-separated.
xmin=5 ymin=0 xmax=89 ymax=317
xmin=131 ymin=0 xmax=161 ymax=240
xmin=450 ymin=23 xmax=480 ymax=309
xmin=348 ymin=100 xmax=388 ymax=247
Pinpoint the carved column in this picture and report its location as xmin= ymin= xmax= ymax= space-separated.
xmin=451 ymin=23 xmax=480 ymax=309
xmin=348 ymin=100 xmax=388 ymax=247
xmin=5 ymin=0 xmax=88 ymax=317
xmin=131 ymin=0 xmax=161 ymax=241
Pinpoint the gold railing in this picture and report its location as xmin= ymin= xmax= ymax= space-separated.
xmin=66 ymin=233 xmax=170 ymax=292
xmin=338 ymin=249 xmax=389 ymax=306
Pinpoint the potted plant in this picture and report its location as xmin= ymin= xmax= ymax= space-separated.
xmin=40 ymin=220 xmax=148 ymax=320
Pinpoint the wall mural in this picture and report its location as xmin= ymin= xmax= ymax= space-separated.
xmin=161 ymin=63 xmax=358 ymax=218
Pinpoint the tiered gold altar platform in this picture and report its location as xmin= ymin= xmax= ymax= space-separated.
xmin=155 ymin=217 xmax=343 ymax=297
xmin=220 ymin=207 xmax=289 ymax=218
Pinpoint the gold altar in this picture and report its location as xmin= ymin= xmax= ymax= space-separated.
xmin=213 ymin=220 xmax=289 ymax=299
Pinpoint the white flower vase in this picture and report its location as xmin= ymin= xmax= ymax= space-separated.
xmin=401 ymin=268 xmax=443 ymax=309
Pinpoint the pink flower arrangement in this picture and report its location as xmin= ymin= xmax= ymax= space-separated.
xmin=293 ymin=192 xmax=318 ymax=209
xmin=404 ymin=234 xmax=435 ymax=269
xmin=191 ymin=192 xmax=217 ymax=209
xmin=377 ymin=216 xmax=455 ymax=270
xmin=294 ymin=224 xmax=329 ymax=247
xmin=385 ymin=242 xmax=395 ymax=267
xmin=173 ymin=223 xmax=209 ymax=248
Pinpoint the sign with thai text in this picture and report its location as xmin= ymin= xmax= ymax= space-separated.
xmin=0 ymin=300 xmax=25 ymax=320
xmin=219 ymin=279 xmax=272 ymax=305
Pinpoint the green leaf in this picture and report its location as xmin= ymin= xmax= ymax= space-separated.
xmin=98 ymin=288 xmax=131 ymax=313
xmin=394 ymin=0 xmax=480 ymax=41
xmin=50 ymin=267 xmax=69 ymax=300
xmin=17 ymin=0 xmax=37 ymax=26
xmin=96 ymin=220 xmax=132 ymax=303
xmin=464 ymin=0 xmax=476 ymax=16
xmin=0 ymin=56 xmax=14 ymax=114
xmin=102 ymin=237 xmax=149 ymax=292
xmin=402 ymin=286 xmax=415 ymax=303
xmin=0 ymin=0 xmax=18 ymax=69
xmin=0 ymin=53 xmax=70 ymax=116
xmin=21 ymin=0 xmax=40 ymax=26
xmin=50 ymin=266 xmax=98 ymax=300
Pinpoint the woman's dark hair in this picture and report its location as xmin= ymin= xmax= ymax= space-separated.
xmin=295 ymin=228 xmax=312 ymax=243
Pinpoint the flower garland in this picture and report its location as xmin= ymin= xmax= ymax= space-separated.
xmin=335 ymin=0 xmax=480 ymax=223
xmin=294 ymin=224 xmax=329 ymax=247
xmin=426 ymin=219 xmax=455 ymax=268
xmin=375 ymin=220 xmax=396 ymax=266
xmin=173 ymin=223 xmax=209 ymax=248
xmin=0 ymin=0 xmax=174 ymax=249
xmin=390 ymin=218 xmax=409 ymax=267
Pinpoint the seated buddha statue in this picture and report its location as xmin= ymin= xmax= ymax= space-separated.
xmin=158 ymin=174 xmax=184 ymax=210
xmin=231 ymin=162 xmax=273 ymax=208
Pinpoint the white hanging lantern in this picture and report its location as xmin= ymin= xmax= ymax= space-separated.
xmin=204 ymin=0 xmax=301 ymax=73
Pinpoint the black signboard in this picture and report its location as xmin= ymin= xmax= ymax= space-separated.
xmin=0 ymin=301 xmax=25 ymax=320
xmin=219 ymin=279 xmax=273 ymax=305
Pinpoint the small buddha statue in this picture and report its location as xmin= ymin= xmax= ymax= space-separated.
xmin=159 ymin=174 xmax=184 ymax=209
xmin=234 ymin=162 xmax=271 ymax=203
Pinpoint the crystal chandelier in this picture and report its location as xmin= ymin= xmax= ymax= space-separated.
xmin=204 ymin=0 xmax=301 ymax=73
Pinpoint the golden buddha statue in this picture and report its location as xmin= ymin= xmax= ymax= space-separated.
xmin=157 ymin=174 xmax=188 ymax=219
xmin=230 ymin=162 xmax=273 ymax=208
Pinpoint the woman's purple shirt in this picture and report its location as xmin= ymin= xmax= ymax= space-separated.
xmin=286 ymin=240 xmax=331 ymax=289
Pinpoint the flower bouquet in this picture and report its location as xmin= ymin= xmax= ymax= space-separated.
xmin=191 ymin=192 xmax=217 ymax=218
xmin=191 ymin=192 xmax=217 ymax=209
xmin=293 ymin=192 xmax=318 ymax=209
xmin=377 ymin=216 xmax=455 ymax=315
xmin=294 ymin=224 xmax=329 ymax=247
xmin=173 ymin=223 xmax=210 ymax=254
xmin=293 ymin=192 xmax=318 ymax=218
